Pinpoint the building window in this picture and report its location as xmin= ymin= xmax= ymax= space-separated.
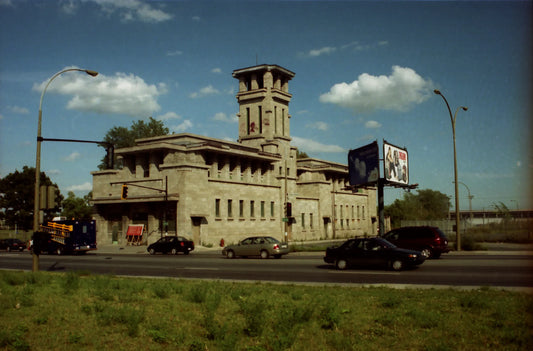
xmin=228 ymin=199 xmax=233 ymax=218
xmin=258 ymin=106 xmax=262 ymax=134
xmin=246 ymin=108 xmax=250 ymax=135
xmin=362 ymin=206 xmax=365 ymax=220
xmin=270 ymin=201 xmax=275 ymax=217
xmin=301 ymin=213 xmax=305 ymax=229
xmin=215 ymin=199 xmax=220 ymax=217
xmin=274 ymin=106 xmax=277 ymax=134
xmin=239 ymin=200 xmax=244 ymax=218
xmin=357 ymin=205 xmax=360 ymax=220
xmin=260 ymin=201 xmax=265 ymax=218
xmin=250 ymin=200 xmax=255 ymax=217
xmin=282 ymin=109 xmax=285 ymax=136
xmin=310 ymin=213 xmax=313 ymax=229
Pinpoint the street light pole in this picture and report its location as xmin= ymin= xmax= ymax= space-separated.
xmin=434 ymin=89 xmax=467 ymax=251
xmin=33 ymin=68 xmax=98 ymax=272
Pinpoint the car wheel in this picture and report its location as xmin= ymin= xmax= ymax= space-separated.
xmin=149 ymin=248 xmax=156 ymax=255
xmin=391 ymin=260 xmax=403 ymax=271
xmin=184 ymin=250 xmax=190 ymax=255
xmin=336 ymin=259 xmax=348 ymax=270
xmin=421 ymin=248 xmax=432 ymax=258
xmin=260 ymin=250 xmax=269 ymax=259
xmin=432 ymin=252 xmax=441 ymax=259
xmin=171 ymin=248 xmax=178 ymax=255
xmin=226 ymin=250 xmax=235 ymax=259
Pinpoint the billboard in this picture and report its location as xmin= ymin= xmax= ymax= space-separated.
xmin=383 ymin=141 xmax=408 ymax=185
xmin=348 ymin=141 xmax=379 ymax=186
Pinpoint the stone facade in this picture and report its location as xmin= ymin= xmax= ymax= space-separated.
xmin=91 ymin=64 xmax=377 ymax=246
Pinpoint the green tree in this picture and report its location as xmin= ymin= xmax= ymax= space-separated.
xmin=384 ymin=189 xmax=450 ymax=228
xmin=60 ymin=191 xmax=93 ymax=220
xmin=98 ymin=117 xmax=169 ymax=170
xmin=0 ymin=166 xmax=61 ymax=230
xmin=296 ymin=150 xmax=309 ymax=159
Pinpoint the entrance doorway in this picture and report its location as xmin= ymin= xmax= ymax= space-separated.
xmin=191 ymin=217 xmax=202 ymax=245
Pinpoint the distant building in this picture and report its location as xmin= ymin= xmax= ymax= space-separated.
xmin=91 ymin=64 xmax=377 ymax=246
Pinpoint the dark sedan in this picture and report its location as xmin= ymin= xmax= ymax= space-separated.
xmin=0 ymin=238 xmax=26 ymax=252
xmin=147 ymin=236 xmax=194 ymax=255
xmin=323 ymin=237 xmax=425 ymax=271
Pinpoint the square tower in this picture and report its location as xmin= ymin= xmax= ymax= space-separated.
xmin=232 ymin=64 xmax=295 ymax=149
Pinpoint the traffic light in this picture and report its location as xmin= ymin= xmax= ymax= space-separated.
xmin=285 ymin=202 xmax=292 ymax=217
xmin=121 ymin=184 xmax=128 ymax=199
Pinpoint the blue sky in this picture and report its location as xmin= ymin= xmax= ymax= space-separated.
xmin=0 ymin=0 xmax=531 ymax=211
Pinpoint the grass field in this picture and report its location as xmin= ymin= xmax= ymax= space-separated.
xmin=0 ymin=271 xmax=531 ymax=351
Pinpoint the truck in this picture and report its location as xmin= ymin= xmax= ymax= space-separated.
xmin=32 ymin=219 xmax=97 ymax=255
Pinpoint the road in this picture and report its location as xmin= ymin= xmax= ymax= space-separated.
xmin=0 ymin=251 xmax=531 ymax=290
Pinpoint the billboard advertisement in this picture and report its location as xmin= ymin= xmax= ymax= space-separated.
xmin=348 ymin=141 xmax=379 ymax=186
xmin=383 ymin=141 xmax=408 ymax=185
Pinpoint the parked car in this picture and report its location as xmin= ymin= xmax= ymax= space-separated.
xmin=0 ymin=238 xmax=26 ymax=252
xmin=323 ymin=237 xmax=425 ymax=271
xmin=147 ymin=236 xmax=194 ymax=255
xmin=382 ymin=226 xmax=450 ymax=258
xmin=222 ymin=236 xmax=289 ymax=259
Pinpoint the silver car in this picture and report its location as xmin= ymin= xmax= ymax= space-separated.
xmin=222 ymin=236 xmax=289 ymax=259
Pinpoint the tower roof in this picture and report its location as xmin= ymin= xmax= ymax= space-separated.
xmin=232 ymin=64 xmax=295 ymax=79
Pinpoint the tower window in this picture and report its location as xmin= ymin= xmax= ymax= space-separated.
xmin=258 ymin=106 xmax=262 ymax=134
xmin=246 ymin=108 xmax=250 ymax=135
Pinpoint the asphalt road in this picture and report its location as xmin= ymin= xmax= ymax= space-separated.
xmin=1 ymin=250 xmax=532 ymax=290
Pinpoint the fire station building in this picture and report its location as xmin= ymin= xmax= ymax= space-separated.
xmin=91 ymin=64 xmax=377 ymax=246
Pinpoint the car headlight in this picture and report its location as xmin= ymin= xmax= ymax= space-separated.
xmin=408 ymin=254 xmax=417 ymax=258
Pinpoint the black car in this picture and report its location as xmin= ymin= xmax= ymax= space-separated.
xmin=0 ymin=238 xmax=26 ymax=252
xmin=147 ymin=236 xmax=194 ymax=255
xmin=323 ymin=237 xmax=425 ymax=271
xmin=383 ymin=226 xmax=450 ymax=258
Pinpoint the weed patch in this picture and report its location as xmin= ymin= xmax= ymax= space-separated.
xmin=0 ymin=271 xmax=531 ymax=350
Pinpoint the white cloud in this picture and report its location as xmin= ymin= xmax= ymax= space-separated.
xmin=63 ymin=152 xmax=81 ymax=162
xmin=211 ymin=68 xmax=222 ymax=74
xmin=306 ymin=121 xmax=329 ymax=131
xmin=170 ymin=119 xmax=193 ymax=133
xmin=308 ymin=46 xmax=337 ymax=57
xmin=60 ymin=0 xmax=78 ymax=14
xmin=192 ymin=16 xmax=201 ymax=21
xmin=67 ymin=182 xmax=92 ymax=192
xmin=189 ymin=85 xmax=220 ymax=99
xmin=32 ymin=67 xmax=166 ymax=117
xmin=167 ymin=50 xmax=183 ymax=56
xmin=88 ymin=0 xmax=173 ymax=23
xmin=291 ymin=136 xmax=345 ymax=153
xmin=365 ymin=120 xmax=382 ymax=129
xmin=212 ymin=112 xmax=237 ymax=123
xmin=9 ymin=106 xmax=29 ymax=114
xmin=319 ymin=66 xmax=433 ymax=113
xmin=157 ymin=111 xmax=181 ymax=121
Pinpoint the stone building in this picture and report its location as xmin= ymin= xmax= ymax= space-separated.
xmin=91 ymin=64 xmax=377 ymax=246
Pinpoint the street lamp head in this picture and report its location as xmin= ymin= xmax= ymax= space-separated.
xmin=433 ymin=89 xmax=441 ymax=95
xmin=461 ymin=106 xmax=468 ymax=111
xmin=85 ymin=70 xmax=99 ymax=77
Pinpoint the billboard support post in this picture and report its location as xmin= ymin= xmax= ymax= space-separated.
xmin=378 ymin=178 xmax=385 ymax=236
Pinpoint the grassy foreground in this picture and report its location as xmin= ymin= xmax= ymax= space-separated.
xmin=0 ymin=271 xmax=531 ymax=351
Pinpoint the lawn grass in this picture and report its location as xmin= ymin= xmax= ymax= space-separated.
xmin=0 ymin=271 xmax=531 ymax=350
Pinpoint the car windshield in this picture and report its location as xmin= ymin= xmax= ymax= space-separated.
xmin=265 ymin=237 xmax=280 ymax=244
